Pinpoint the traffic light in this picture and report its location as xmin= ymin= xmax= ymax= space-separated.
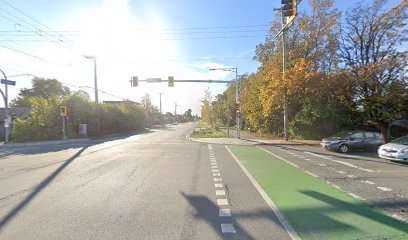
xmin=168 ymin=76 xmax=174 ymax=87
xmin=132 ymin=76 xmax=138 ymax=87
xmin=60 ymin=106 xmax=67 ymax=117
xmin=282 ymin=0 xmax=297 ymax=17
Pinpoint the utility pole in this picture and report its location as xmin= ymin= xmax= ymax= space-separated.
xmin=159 ymin=93 xmax=163 ymax=125
xmin=282 ymin=11 xmax=289 ymax=141
xmin=174 ymin=102 xmax=177 ymax=123
xmin=275 ymin=0 xmax=299 ymax=141
xmin=209 ymin=67 xmax=240 ymax=139
xmin=235 ymin=70 xmax=240 ymax=139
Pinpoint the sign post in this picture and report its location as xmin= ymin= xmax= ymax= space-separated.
xmin=1 ymin=69 xmax=15 ymax=143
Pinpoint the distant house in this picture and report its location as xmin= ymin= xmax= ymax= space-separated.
xmin=0 ymin=107 xmax=31 ymax=141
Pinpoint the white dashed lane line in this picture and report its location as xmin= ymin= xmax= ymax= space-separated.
xmin=377 ymin=187 xmax=392 ymax=192
xmin=208 ymin=144 xmax=237 ymax=235
xmin=219 ymin=209 xmax=231 ymax=217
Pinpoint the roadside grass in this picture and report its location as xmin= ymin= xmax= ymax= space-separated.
xmin=190 ymin=121 xmax=226 ymax=138
xmin=190 ymin=131 xmax=226 ymax=138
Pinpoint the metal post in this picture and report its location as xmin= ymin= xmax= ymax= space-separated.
xmin=159 ymin=93 xmax=163 ymax=125
xmin=227 ymin=115 xmax=230 ymax=138
xmin=0 ymin=69 xmax=9 ymax=143
xmin=282 ymin=11 xmax=289 ymax=141
xmin=93 ymin=57 xmax=98 ymax=104
xmin=235 ymin=68 xmax=240 ymax=139
xmin=62 ymin=116 xmax=66 ymax=140
xmin=174 ymin=102 xmax=177 ymax=123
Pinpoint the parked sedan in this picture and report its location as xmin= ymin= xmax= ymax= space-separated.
xmin=378 ymin=135 xmax=408 ymax=162
xmin=321 ymin=131 xmax=383 ymax=153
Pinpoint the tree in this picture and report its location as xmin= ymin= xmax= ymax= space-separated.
xmin=11 ymin=78 xmax=71 ymax=107
xmin=141 ymin=93 xmax=160 ymax=125
xmin=339 ymin=0 xmax=408 ymax=141
xmin=200 ymin=89 xmax=213 ymax=125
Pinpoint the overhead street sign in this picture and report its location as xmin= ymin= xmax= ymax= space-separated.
xmin=146 ymin=78 xmax=162 ymax=82
xmin=1 ymin=79 xmax=16 ymax=86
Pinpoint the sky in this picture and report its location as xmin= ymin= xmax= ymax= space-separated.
xmin=0 ymin=0 xmax=401 ymax=115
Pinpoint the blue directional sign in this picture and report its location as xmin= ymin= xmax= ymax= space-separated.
xmin=1 ymin=79 xmax=16 ymax=85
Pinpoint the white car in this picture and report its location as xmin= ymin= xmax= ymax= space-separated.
xmin=378 ymin=135 xmax=408 ymax=162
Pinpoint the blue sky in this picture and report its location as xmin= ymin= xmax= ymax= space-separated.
xmin=0 ymin=0 xmax=401 ymax=114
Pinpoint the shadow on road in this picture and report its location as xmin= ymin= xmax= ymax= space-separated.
xmin=299 ymin=191 xmax=408 ymax=234
xmin=0 ymin=129 xmax=153 ymax=159
xmin=181 ymin=192 xmax=256 ymax=239
xmin=0 ymin=146 xmax=88 ymax=232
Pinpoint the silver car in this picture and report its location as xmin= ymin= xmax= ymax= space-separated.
xmin=378 ymin=135 xmax=408 ymax=162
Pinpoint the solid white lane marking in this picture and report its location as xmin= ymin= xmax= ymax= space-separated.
xmin=348 ymin=193 xmax=366 ymax=201
xmin=212 ymin=166 xmax=218 ymax=169
xmin=304 ymin=158 xmax=311 ymax=161
xmin=221 ymin=224 xmax=236 ymax=233
xmin=304 ymin=170 xmax=319 ymax=178
xmin=377 ymin=187 xmax=392 ymax=192
xmin=336 ymin=170 xmax=347 ymax=174
xmin=216 ymin=190 xmax=226 ymax=196
xmin=214 ymin=178 xmax=222 ymax=182
xmin=227 ymin=146 xmax=301 ymax=240
xmin=215 ymin=183 xmax=223 ymax=188
xmin=217 ymin=199 xmax=229 ymax=206
xmin=305 ymin=151 xmax=374 ymax=173
xmin=219 ymin=209 xmax=231 ymax=217
xmin=347 ymin=175 xmax=356 ymax=178
xmin=213 ymin=173 xmax=221 ymax=177
xmin=361 ymin=180 xmax=375 ymax=185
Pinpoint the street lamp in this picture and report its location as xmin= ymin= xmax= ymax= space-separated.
xmin=84 ymin=55 xmax=98 ymax=104
xmin=209 ymin=67 xmax=240 ymax=139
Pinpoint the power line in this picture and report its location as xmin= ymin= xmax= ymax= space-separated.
xmin=0 ymin=0 xmax=84 ymax=54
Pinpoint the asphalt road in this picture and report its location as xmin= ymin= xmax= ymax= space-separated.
xmin=259 ymin=144 xmax=408 ymax=222
xmin=0 ymin=123 xmax=291 ymax=240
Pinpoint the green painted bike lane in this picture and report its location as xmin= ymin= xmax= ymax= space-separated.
xmin=228 ymin=146 xmax=408 ymax=240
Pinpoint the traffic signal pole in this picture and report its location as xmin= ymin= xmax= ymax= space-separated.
xmin=282 ymin=10 xmax=289 ymax=141
xmin=275 ymin=0 xmax=299 ymax=141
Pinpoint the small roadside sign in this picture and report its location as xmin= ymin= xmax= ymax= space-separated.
xmin=1 ymin=79 xmax=16 ymax=86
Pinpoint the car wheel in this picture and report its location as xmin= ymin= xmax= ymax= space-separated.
xmin=339 ymin=144 xmax=349 ymax=153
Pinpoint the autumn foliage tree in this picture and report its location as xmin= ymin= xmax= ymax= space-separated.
xmin=339 ymin=0 xmax=408 ymax=141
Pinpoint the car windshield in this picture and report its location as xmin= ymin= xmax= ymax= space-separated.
xmin=330 ymin=131 xmax=352 ymax=138
xmin=391 ymin=135 xmax=408 ymax=145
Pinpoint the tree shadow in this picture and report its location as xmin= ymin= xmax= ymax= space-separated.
xmin=0 ymin=129 xmax=154 ymax=159
xmin=299 ymin=190 xmax=408 ymax=233
xmin=0 ymin=146 xmax=88 ymax=232
xmin=181 ymin=192 xmax=256 ymax=239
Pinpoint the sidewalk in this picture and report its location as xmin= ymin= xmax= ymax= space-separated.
xmin=187 ymin=134 xmax=320 ymax=146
